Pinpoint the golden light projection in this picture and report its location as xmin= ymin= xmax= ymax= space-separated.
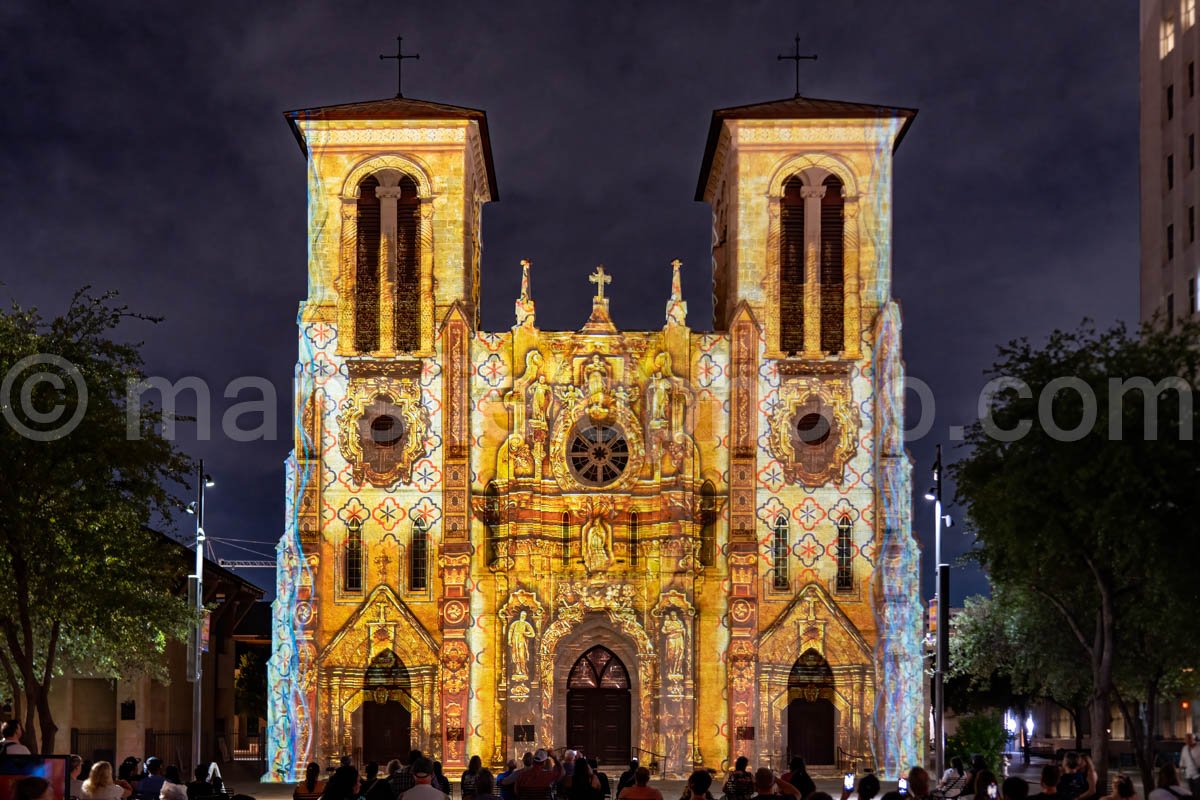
xmin=266 ymin=92 xmax=924 ymax=781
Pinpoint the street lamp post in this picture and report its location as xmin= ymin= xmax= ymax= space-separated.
xmin=925 ymin=444 xmax=952 ymax=778
xmin=187 ymin=460 xmax=214 ymax=772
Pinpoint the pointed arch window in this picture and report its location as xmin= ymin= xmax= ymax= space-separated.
xmin=820 ymin=174 xmax=845 ymax=354
xmin=772 ymin=515 xmax=790 ymax=591
xmin=629 ymin=512 xmax=640 ymax=568
xmin=409 ymin=519 xmax=428 ymax=591
xmin=355 ymin=175 xmax=381 ymax=352
xmin=344 ymin=523 xmax=364 ymax=593
xmin=699 ymin=481 xmax=717 ymax=567
xmin=561 ymin=512 xmax=571 ymax=566
xmin=836 ymin=516 xmax=853 ymax=592
xmin=394 ymin=175 xmax=421 ymax=352
xmin=779 ymin=176 xmax=806 ymax=354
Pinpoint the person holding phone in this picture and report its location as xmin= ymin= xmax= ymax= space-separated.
xmin=907 ymin=768 xmax=932 ymax=800
xmin=843 ymin=775 xmax=880 ymax=800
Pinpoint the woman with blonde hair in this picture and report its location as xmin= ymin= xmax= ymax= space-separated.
xmin=1076 ymin=755 xmax=1099 ymax=800
xmin=82 ymin=762 xmax=132 ymax=800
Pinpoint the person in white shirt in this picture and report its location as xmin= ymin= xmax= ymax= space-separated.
xmin=401 ymin=759 xmax=449 ymax=800
xmin=0 ymin=720 xmax=31 ymax=756
xmin=1147 ymin=764 xmax=1192 ymax=800
xmin=1182 ymin=733 xmax=1200 ymax=798
xmin=82 ymin=762 xmax=132 ymax=800
xmin=70 ymin=755 xmax=85 ymax=800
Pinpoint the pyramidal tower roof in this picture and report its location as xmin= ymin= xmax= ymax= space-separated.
xmin=695 ymin=94 xmax=918 ymax=200
xmin=284 ymin=96 xmax=499 ymax=200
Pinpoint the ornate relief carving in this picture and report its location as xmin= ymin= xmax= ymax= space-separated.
xmin=548 ymin=375 xmax=645 ymax=492
xmin=767 ymin=376 xmax=859 ymax=486
xmin=337 ymin=375 xmax=430 ymax=487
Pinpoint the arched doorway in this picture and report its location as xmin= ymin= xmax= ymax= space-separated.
xmin=361 ymin=649 xmax=412 ymax=763
xmin=786 ymin=649 xmax=836 ymax=765
xmin=566 ymin=646 xmax=631 ymax=764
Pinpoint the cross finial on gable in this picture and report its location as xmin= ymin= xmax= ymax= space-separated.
xmin=589 ymin=265 xmax=612 ymax=300
xmin=379 ymin=35 xmax=420 ymax=98
xmin=777 ymin=34 xmax=817 ymax=98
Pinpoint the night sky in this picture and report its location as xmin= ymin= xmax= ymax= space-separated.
xmin=1 ymin=2 xmax=1138 ymax=602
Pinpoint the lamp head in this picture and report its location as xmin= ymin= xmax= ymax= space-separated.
xmin=186 ymin=502 xmax=197 ymax=515
xmin=205 ymin=477 xmax=215 ymax=488
xmin=943 ymin=514 xmax=955 ymax=528
xmin=924 ymin=489 xmax=936 ymax=501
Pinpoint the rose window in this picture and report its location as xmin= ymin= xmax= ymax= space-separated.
xmin=567 ymin=422 xmax=630 ymax=486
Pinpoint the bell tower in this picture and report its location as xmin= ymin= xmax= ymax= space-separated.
xmin=695 ymin=95 xmax=914 ymax=358
xmin=286 ymin=96 xmax=498 ymax=351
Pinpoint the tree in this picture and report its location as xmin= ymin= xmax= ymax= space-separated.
xmin=949 ymin=592 xmax=1091 ymax=750
xmin=234 ymin=650 xmax=268 ymax=724
xmin=0 ymin=289 xmax=195 ymax=753
xmin=950 ymin=319 xmax=1200 ymax=790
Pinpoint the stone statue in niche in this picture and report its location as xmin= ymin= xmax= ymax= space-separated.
xmin=662 ymin=610 xmax=687 ymax=679
xmin=507 ymin=610 xmax=537 ymax=681
xmin=529 ymin=375 xmax=552 ymax=426
xmin=585 ymin=355 xmax=608 ymax=398
xmin=580 ymin=498 xmax=614 ymax=573
xmin=648 ymin=371 xmax=671 ymax=428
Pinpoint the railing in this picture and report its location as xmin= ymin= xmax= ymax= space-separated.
xmin=145 ymin=729 xmax=192 ymax=772
xmin=837 ymin=747 xmax=874 ymax=774
xmin=71 ymin=728 xmax=116 ymax=765
xmin=631 ymin=746 xmax=664 ymax=776
xmin=231 ymin=733 xmax=265 ymax=762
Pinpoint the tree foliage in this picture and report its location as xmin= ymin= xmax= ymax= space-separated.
xmin=951 ymin=318 xmax=1200 ymax=790
xmin=0 ymin=289 xmax=195 ymax=753
xmin=949 ymin=591 xmax=1090 ymax=741
xmin=946 ymin=712 xmax=1009 ymax=773
xmin=234 ymin=650 xmax=268 ymax=722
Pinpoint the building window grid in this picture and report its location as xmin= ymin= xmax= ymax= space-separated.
xmin=1190 ymin=135 xmax=1196 ymax=171
xmin=1190 ymin=206 xmax=1195 ymax=243
xmin=344 ymin=524 xmax=364 ymax=593
xmin=1163 ymin=15 xmax=1177 ymax=59
xmin=1189 ymin=276 xmax=1197 ymax=314
xmin=1169 ymin=84 xmax=1176 ymax=121
xmin=772 ymin=515 xmax=790 ymax=591
xmin=409 ymin=521 xmax=428 ymax=591
xmin=1169 ymin=154 xmax=1175 ymax=189
xmin=1168 ymin=224 xmax=1176 ymax=262
xmin=1191 ymin=62 xmax=1197 ymax=97
xmin=835 ymin=516 xmax=854 ymax=592
xmin=1186 ymin=0 xmax=1196 ymax=30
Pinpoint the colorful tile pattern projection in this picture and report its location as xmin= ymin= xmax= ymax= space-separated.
xmin=265 ymin=98 xmax=923 ymax=780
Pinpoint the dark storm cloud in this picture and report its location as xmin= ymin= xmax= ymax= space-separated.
xmin=0 ymin=1 xmax=1137 ymax=601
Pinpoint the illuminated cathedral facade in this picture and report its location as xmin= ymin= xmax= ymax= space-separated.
xmin=266 ymin=88 xmax=924 ymax=780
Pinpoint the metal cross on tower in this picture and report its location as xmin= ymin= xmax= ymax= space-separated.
xmin=777 ymin=34 xmax=818 ymax=98
xmin=380 ymin=36 xmax=420 ymax=98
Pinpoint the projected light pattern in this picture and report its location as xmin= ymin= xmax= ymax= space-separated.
xmin=264 ymin=133 xmax=332 ymax=780
xmin=870 ymin=301 xmax=924 ymax=777
xmin=264 ymin=96 xmax=922 ymax=777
